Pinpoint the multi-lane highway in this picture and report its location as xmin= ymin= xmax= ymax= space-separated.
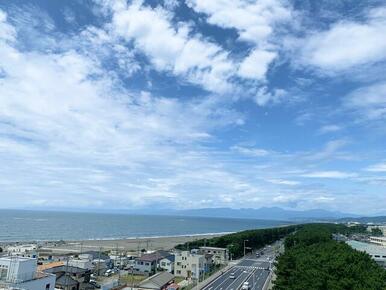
xmin=201 ymin=248 xmax=276 ymax=290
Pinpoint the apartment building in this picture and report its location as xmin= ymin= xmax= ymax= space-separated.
xmin=174 ymin=251 xmax=206 ymax=280
xmin=0 ymin=256 xmax=56 ymax=290
xmin=369 ymin=236 xmax=386 ymax=247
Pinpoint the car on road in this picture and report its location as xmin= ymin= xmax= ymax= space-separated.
xmin=229 ymin=272 xmax=236 ymax=279
xmin=241 ymin=281 xmax=250 ymax=290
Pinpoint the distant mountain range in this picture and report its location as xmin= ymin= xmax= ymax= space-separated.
xmin=166 ymin=207 xmax=360 ymax=221
xmin=14 ymin=206 xmax=364 ymax=222
xmin=337 ymin=216 xmax=386 ymax=223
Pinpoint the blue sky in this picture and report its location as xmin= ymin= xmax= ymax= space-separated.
xmin=0 ymin=0 xmax=385 ymax=214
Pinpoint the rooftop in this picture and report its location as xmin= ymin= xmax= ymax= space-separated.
xmin=38 ymin=261 xmax=65 ymax=271
xmin=200 ymin=246 xmax=227 ymax=251
xmin=139 ymin=271 xmax=174 ymax=288
xmin=137 ymin=250 xmax=172 ymax=262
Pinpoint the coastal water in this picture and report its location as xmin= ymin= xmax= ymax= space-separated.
xmin=0 ymin=209 xmax=288 ymax=242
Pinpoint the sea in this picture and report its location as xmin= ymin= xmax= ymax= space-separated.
xmin=0 ymin=209 xmax=289 ymax=242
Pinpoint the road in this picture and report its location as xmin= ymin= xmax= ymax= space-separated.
xmin=201 ymin=247 xmax=277 ymax=290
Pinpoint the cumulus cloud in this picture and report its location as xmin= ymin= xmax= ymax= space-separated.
xmin=107 ymin=2 xmax=235 ymax=93
xmin=0 ymin=9 xmax=246 ymax=208
xmin=187 ymin=0 xmax=293 ymax=82
xmin=299 ymin=7 xmax=386 ymax=71
xmin=238 ymin=49 xmax=276 ymax=80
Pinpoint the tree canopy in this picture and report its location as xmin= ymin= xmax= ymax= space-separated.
xmin=274 ymin=224 xmax=386 ymax=290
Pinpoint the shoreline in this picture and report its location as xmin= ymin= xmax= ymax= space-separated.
xmin=0 ymin=231 xmax=234 ymax=244
xmin=1 ymin=233 xmax=230 ymax=255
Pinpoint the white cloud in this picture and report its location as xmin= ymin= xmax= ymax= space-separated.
xmin=186 ymin=0 xmax=292 ymax=44
xmin=299 ymin=7 xmax=386 ymax=71
xmin=231 ymin=145 xmax=270 ymax=157
xmin=268 ymin=179 xmax=300 ymax=186
xmin=345 ymin=82 xmax=386 ymax=120
xmin=319 ymin=124 xmax=342 ymax=134
xmin=0 ymin=10 xmax=247 ymax=209
xmin=300 ymin=171 xmax=357 ymax=179
xmin=365 ymin=162 xmax=386 ymax=172
xmin=255 ymin=87 xmax=287 ymax=106
xmin=305 ymin=139 xmax=348 ymax=160
xmin=187 ymin=0 xmax=293 ymax=82
xmin=238 ymin=49 xmax=276 ymax=80
xmin=108 ymin=2 xmax=235 ymax=93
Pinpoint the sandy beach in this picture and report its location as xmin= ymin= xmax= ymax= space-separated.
xmin=37 ymin=233 xmax=226 ymax=255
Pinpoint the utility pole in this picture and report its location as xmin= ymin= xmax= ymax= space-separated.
xmin=243 ymin=240 xmax=249 ymax=257
xmin=97 ymin=247 xmax=102 ymax=276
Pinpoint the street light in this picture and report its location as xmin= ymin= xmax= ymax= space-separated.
xmin=243 ymin=240 xmax=249 ymax=256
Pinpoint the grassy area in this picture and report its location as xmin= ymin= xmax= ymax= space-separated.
xmin=174 ymin=276 xmax=185 ymax=284
xmin=120 ymin=274 xmax=147 ymax=286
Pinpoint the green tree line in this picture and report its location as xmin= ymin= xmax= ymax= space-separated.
xmin=274 ymin=224 xmax=386 ymax=290
xmin=175 ymin=225 xmax=299 ymax=259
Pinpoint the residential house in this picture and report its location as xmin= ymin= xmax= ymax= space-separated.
xmin=43 ymin=265 xmax=92 ymax=290
xmin=199 ymin=247 xmax=228 ymax=265
xmin=158 ymin=256 xmax=174 ymax=273
xmin=137 ymin=271 xmax=174 ymax=290
xmin=134 ymin=251 xmax=172 ymax=275
xmin=0 ymin=256 xmax=56 ymax=290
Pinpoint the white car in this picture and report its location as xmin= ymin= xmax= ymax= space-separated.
xmin=229 ymin=273 xmax=236 ymax=279
xmin=241 ymin=282 xmax=250 ymax=290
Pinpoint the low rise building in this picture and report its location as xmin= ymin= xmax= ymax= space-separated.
xmin=0 ymin=256 xmax=56 ymax=290
xmin=158 ymin=256 xmax=175 ymax=273
xmin=43 ymin=265 xmax=92 ymax=290
xmin=134 ymin=251 xmax=172 ymax=275
xmin=68 ymin=258 xmax=94 ymax=270
xmin=174 ymin=251 xmax=207 ymax=280
xmin=199 ymin=247 xmax=228 ymax=265
xmin=6 ymin=244 xmax=38 ymax=259
xmin=369 ymin=236 xmax=386 ymax=247
xmin=347 ymin=240 xmax=386 ymax=268
xmin=137 ymin=271 xmax=174 ymax=290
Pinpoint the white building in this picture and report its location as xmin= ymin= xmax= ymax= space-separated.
xmin=199 ymin=247 xmax=228 ymax=265
xmin=158 ymin=256 xmax=175 ymax=273
xmin=6 ymin=245 xmax=38 ymax=259
xmin=0 ymin=256 xmax=56 ymax=290
xmin=369 ymin=236 xmax=386 ymax=247
xmin=174 ymin=251 xmax=206 ymax=280
xmin=347 ymin=240 xmax=386 ymax=268
xmin=68 ymin=258 xmax=94 ymax=270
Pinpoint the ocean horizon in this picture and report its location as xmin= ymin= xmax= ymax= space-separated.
xmin=0 ymin=209 xmax=290 ymax=242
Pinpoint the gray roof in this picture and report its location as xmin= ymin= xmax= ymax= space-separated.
xmin=137 ymin=250 xmax=172 ymax=262
xmin=161 ymin=255 xmax=175 ymax=262
xmin=44 ymin=265 xmax=88 ymax=275
xmin=139 ymin=271 xmax=174 ymax=288
xmin=56 ymin=274 xmax=79 ymax=286
xmin=82 ymin=250 xmax=110 ymax=261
